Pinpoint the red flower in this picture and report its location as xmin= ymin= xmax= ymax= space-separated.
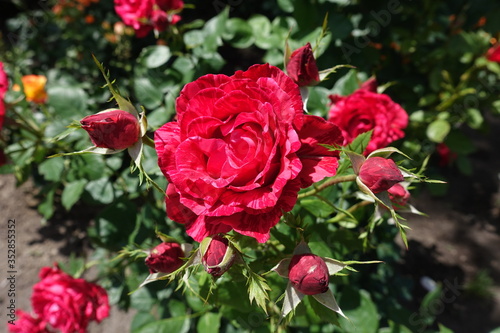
xmin=486 ymin=43 xmax=500 ymax=63
xmin=286 ymin=43 xmax=320 ymax=87
xmin=114 ymin=0 xmax=182 ymax=38
xmin=7 ymin=310 xmax=52 ymax=333
xmin=328 ymin=84 xmax=408 ymax=155
xmin=155 ymin=64 xmax=343 ymax=243
xmin=358 ymin=157 xmax=404 ymax=193
xmin=436 ymin=143 xmax=457 ymax=167
xmin=114 ymin=0 xmax=154 ymax=38
xmin=288 ymin=254 xmax=329 ymax=295
xmin=31 ymin=265 xmax=109 ymax=333
xmin=201 ymin=235 xmax=236 ymax=277
xmin=80 ymin=109 xmax=140 ymax=150
xmin=145 ymin=242 xmax=185 ymax=274
xmin=387 ymin=183 xmax=410 ymax=207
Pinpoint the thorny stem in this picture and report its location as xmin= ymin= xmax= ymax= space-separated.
xmin=297 ymin=174 xmax=357 ymax=199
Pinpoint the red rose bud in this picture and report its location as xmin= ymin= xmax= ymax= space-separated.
xmin=201 ymin=235 xmax=236 ymax=277
xmin=359 ymin=77 xmax=378 ymax=92
xmin=286 ymin=43 xmax=320 ymax=87
xmin=288 ymin=254 xmax=329 ymax=295
xmin=80 ymin=109 xmax=140 ymax=150
xmin=145 ymin=242 xmax=185 ymax=274
xmin=387 ymin=183 xmax=410 ymax=207
xmin=358 ymin=157 xmax=404 ymax=193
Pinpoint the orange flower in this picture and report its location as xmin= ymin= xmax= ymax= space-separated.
xmin=14 ymin=75 xmax=48 ymax=104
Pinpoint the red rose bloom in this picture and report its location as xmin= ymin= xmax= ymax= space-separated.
xmin=8 ymin=310 xmax=51 ymax=333
xmin=387 ymin=183 xmax=410 ymax=207
xmin=145 ymin=242 xmax=185 ymax=274
xmin=288 ymin=254 xmax=329 ymax=295
xmin=155 ymin=64 xmax=343 ymax=243
xmin=31 ymin=265 xmax=110 ymax=333
xmin=80 ymin=109 xmax=140 ymax=150
xmin=487 ymin=43 xmax=500 ymax=63
xmin=286 ymin=43 xmax=320 ymax=87
xmin=328 ymin=86 xmax=408 ymax=155
xmin=358 ymin=157 xmax=404 ymax=193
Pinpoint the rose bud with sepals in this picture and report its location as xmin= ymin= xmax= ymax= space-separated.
xmin=286 ymin=42 xmax=320 ymax=87
xmin=145 ymin=242 xmax=185 ymax=274
xmin=358 ymin=156 xmax=404 ymax=193
xmin=288 ymin=254 xmax=330 ymax=295
xmin=200 ymin=234 xmax=236 ymax=277
xmin=80 ymin=109 xmax=140 ymax=150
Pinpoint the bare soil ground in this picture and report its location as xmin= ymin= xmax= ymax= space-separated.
xmin=0 ymin=175 xmax=132 ymax=332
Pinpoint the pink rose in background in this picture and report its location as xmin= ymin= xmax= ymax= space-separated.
xmin=31 ymin=265 xmax=110 ymax=333
xmin=80 ymin=109 xmax=140 ymax=150
xmin=145 ymin=242 xmax=185 ymax=274
xmin=286 ymin=43 xmax=320 ymax=87
xmin=114 ymin=0 xmax=154 ymax=38
xmin=114 ymin=0 xmax=183 ymax=38
xmin=486 ymin=43 xmax=500 ymax=62
xmin=288 ymin=254 xmax=329 ymax=295
xmin=7 ymin=310 xmax=51 ymax=333
xmin=155 ymin=64 xmax=343 ymax=243
xmin=358 ymin=157 xmax=404 ymax=194
xmin=328 ymin=81 xmax=408 ymax=155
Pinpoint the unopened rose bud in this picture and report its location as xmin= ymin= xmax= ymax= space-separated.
xmin=288 ymin=254 xmax=329 ymax=295
xmin=387 ymin=183 xmax=410 ymax=207
xmin=80 ymin=109 xmax=140 ymax=150
xmin=358 ymin=157 xmax=404 ymax=193
xmin=200 ymin=235 xmax=236 ymax=277
xmin=145 ymin=242 xmax=185 ymax=274
xmin=286 ymin=43 xmax=320 ymax=87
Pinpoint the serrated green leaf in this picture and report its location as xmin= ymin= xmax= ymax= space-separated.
xmin=247 ymin=271 xmax=271 ymax=314
xmin=348 ymin=130 xmax=372 ymax=154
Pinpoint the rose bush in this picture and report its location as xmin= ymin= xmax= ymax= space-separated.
xmin=328 ymin=81 xmax=408 ymax=155
xmin=155 ymin=64 xmax=343 ymax=243
xmin=31 ymin=265 xmax=109 ymax=333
